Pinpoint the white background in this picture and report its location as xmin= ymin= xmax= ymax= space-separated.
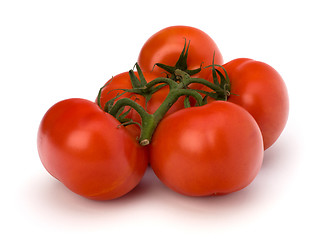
xmin=1 ymin=0 xmax=319 ymax=239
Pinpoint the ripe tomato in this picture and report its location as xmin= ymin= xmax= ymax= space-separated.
xmin=205 ymin=59 xmax=289 ymax=149
xmin=137 ymin=25 xmax=223 ymax=81
xmin=150 ymin=101 xmax=264 ymax=196
xmin=97 ymin=71 xmax=185 ymax=123
xmin=37 ymin=98 xmax=148 ymax=200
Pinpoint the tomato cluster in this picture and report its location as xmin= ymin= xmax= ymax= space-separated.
xmin=37 ymin=26 xmax=289 ymax=200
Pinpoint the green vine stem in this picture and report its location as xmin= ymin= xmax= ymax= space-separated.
xmin=108 ymin=98 xmax=155 ymax=146
xmin=144 ymin=77 xmax=179 ymax=90
xmin=108 ymin=81 xmax=203 ymax=146
xmin=104 ymin=63 xmax=231 ymax=146
xmin=153 ymin=88 xmax=203 ymax=123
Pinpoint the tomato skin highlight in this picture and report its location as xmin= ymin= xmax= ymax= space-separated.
xmin=150 ymin=101 xmax=264 ymax=196
xmin=37 ymin=98 xmax=148 ymax=200
xmin=137 ymin=25 xmax=223 ymax=80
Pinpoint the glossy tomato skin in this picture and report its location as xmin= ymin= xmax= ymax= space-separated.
xmin=137 ymin=26 xmax=223 ymax=80
xmin=98 ymin=71 xmax=185 ymax=123
xmin=224 ymin=59 xmax=289 ymax=150
xmin=38 ymin=98 xmax=148 ymax=200
xmin=150 ymin=101 xmax=264 ymax=196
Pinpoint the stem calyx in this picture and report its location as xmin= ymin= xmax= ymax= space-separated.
xmin=97 ymin=43 xmax=233 ymax=146
xmin=155 ymin=39 xmax=202 ymax=81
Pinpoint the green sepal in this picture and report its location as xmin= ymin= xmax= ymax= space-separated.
xmin=103 ymin=91 xmax=128 ymax=112
xmin=117 ymin=107 xmax=134 ymax=124
xmin=175 ymin=38 xmax=190 ymax=70
xmin=184 ymin=96 xmax=191 ymax=108
xmin=214 ymin=64 xmax=231 ymax=100
xmin=215 ymin=68 xmax=226 ymax=88
xmin=185 ymin=67 xmax=202 ymax=77
xmin=154 ymin=63 xmax=176 ymax=76
xmin=155 ymin=39 xmax=202 ymax=80
xmin=97 ymin=79 xmax=113 ymax=109
xmin=211 ymin=52 xmax=220 ymax=85
xmin=203 ymin=54 xmax=232 ymax=101
xmin=128 ymin=65 xmax=173 ymax=109
xmin=104 ymin=99 xmax=113 ymax=112
xmin=134 ymin=63 xmax=148 ymax=86
xmin=202 ymin=95 xmax=208 ymax=105
xmin=144 ymin=93 xmax=152 ymax=109
xmin=129 ymin=63 xmax=149 ymax=89
xmin=118 ymin=119 xmax=142 ymax=129
xmin=150 ymin=83 xmax=168 ymax=93
xmin=97 ymin=84 xmax=104 ymax=109
xmin=115 ymin=106 xmax=126 ymax=119
xmin=129 ymin=69 xmax=143 ymax=88
xmin=195 ymin=89 xmax=220 ymax=100
xmin=128 ymin=64 xmax=152 ymax=107
xmin=214 ymin=64 xmax=230 ymax=87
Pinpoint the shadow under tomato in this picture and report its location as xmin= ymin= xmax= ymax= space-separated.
xmin=260 ymin=128 xmax=299 ymax=174
xmin=27 ymin=166 xmax=158 ymax=210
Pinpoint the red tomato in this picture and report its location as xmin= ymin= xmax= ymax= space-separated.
xmin=137 ymin=25 xmax=223 ymax=81
xmin=97 ymin=71 xmax=185 ymax=124
xmin=205 ymin=59 xmax=289 ymax=149
xmin=150 ymin=101 xmax=264 ymax=196
xmin=37 ymin=98 xmax=148 ymax=200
